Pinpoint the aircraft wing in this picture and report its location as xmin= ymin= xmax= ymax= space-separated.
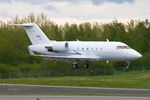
xmin=39 ymin=55 xmax=101 ymax=61
xmin=28 ymin=46 xmax=102 ymax=62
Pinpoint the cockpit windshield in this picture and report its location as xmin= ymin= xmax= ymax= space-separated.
xmin=116 ymin=46 xmax=130 ymax=49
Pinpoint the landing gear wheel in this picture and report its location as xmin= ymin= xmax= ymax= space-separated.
xmin=73 ymin=64 xmax=78 ymax=69
xmin=84 ymin=64 xmax=89 ymax=68
xmin=73 ymin=61 xmax=78 ymax=69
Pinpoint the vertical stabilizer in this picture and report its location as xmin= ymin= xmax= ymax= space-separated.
xmin=10 ymin=23 xmax=50 ymax=45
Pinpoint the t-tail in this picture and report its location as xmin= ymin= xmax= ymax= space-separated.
xmin=10 ymin=23 xmax=50 ymax=45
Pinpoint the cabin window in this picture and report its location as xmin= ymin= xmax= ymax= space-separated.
xmin=91 ymin=48 xmax=93 ymax=50
xmin=96 ymin=48 xmax=98 ymax=51
xmin=87 ymin=48 xmax=89 ymax=50
xmin=116 ymin=46 xmax=130 ymax=49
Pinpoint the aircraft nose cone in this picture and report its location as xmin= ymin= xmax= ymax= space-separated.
xmin=134 ymin=51 xmax=142 ymax=59
xmin=136 ymin=52 xmax=142 ymax=58
xmin=128 ymin=49 xmax=142 ymax=60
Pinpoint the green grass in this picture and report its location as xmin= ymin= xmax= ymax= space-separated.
xmin=0 ymin=70 xmax=150 ymax=89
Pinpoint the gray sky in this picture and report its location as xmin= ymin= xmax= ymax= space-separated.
xmin=0 ymin=0 xmax=149 ymax=25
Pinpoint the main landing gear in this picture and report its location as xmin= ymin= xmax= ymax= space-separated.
xmin=84 ymin=63 xmax=89 ymax=68
xmin=73 ymin=61 xmax=78 ymax=69
xmin=84 ymin=61 xmax=90 ymax=68
xmin=72 ymin=61 xmax=89 ymax=69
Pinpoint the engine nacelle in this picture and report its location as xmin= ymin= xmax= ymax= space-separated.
xmin=45 ymin=42 xmax=69 ymax=52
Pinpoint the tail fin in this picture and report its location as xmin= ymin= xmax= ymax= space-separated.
xmin=10 ymin=23 xmax=50 ymax=45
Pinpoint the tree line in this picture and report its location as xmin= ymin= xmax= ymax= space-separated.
xmin=0 ymin=14 xmax=149 ymax=75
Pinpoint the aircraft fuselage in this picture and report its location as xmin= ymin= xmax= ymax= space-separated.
xmin=29 ymin=41 xmax=142 ymax=62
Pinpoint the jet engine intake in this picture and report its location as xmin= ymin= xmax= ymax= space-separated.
xmin=45 ymin=42 xmax=69 ymax=52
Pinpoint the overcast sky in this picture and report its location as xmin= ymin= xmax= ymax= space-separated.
xmin=0 ymin=0 xmax=149 ymax=25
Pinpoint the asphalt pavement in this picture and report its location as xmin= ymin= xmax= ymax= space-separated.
xmin=0 ymin=96 xmax=150 ymax=100
xmin=0 ymin=84 xmax=150 ymax=96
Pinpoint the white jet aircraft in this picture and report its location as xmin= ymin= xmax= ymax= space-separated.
xmin=11 ymin=23 xmax=142 ymax=68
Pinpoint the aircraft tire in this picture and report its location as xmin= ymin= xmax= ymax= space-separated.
xmin=73 ymin=64 xmax=78 ymax=69
xmin=84 ymin=64 xmax=89 ymax=68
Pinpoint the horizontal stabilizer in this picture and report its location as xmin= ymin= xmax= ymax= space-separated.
xmin=9 ymin=23 xmax=34 ymax=27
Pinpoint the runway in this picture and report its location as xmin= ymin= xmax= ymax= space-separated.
xmin=0 ymin=95 xmax=150 ymax=100
xmin=0 ymin=84 xmax=150 ymax=96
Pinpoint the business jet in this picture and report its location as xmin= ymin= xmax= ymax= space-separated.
xmin=10 ymin=23 xmax=142 ymax=68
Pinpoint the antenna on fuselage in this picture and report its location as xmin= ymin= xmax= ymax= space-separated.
xmin=106 ymin=60 xmax=109 ymax=63
xmin=106 ymin=39 xmax=109 ymax=42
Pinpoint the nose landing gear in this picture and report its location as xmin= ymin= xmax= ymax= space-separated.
xmin=126 ymin=61 xmax=130 ymax=71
